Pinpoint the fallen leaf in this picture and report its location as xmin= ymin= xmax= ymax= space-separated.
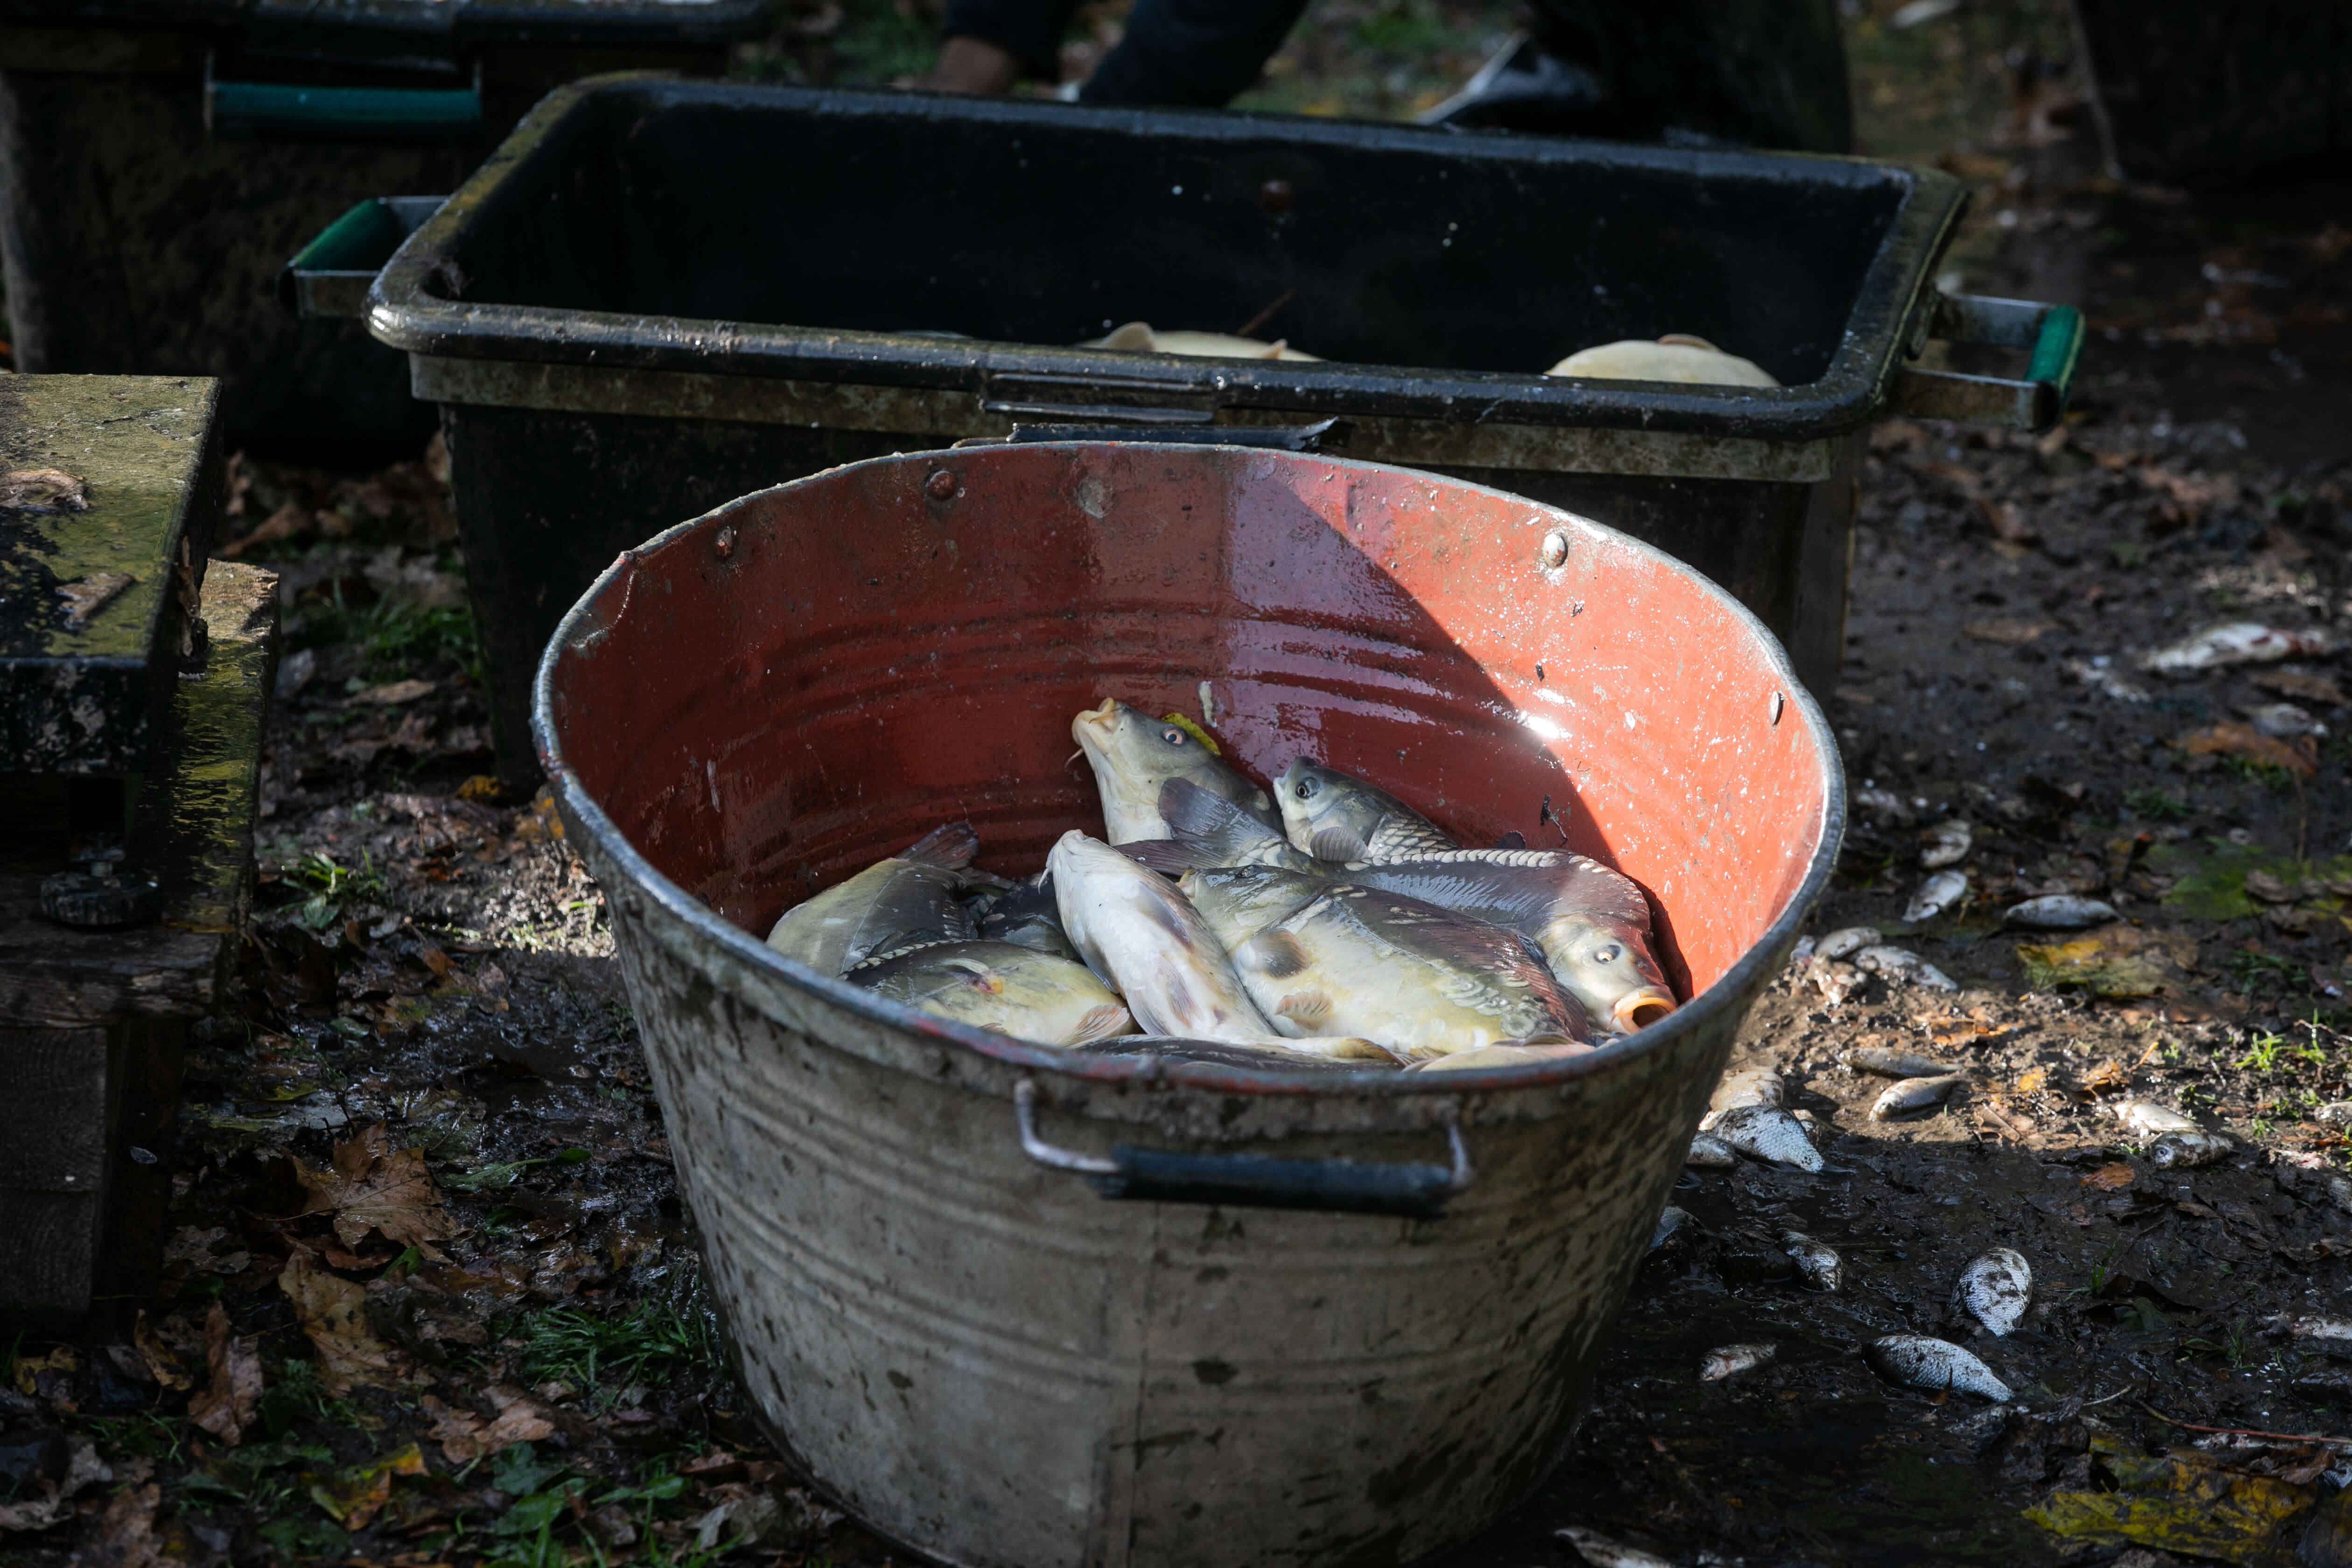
xmin=0 ymin=1438 xmax=109 ymax=1532
xmin=188 ymin=1303 xmax=264 ymax=1444
xmin=279 ymin=1252 xmax=411 ymax=1394
xmin=129 ymin=1312 xmax=190 ymax=1394
xmin=2243 ymin=869 xmax=2301 ymax=904
xmin=0 ymin=466 xmax=89 ymax=512
xmin=2250 ymin=669 xmax=2348 ymax=708
xmin=1966 ymin=617 xmax=2058 ymax=645
xmin=2016 ymin=1065 xmax=2053 ymax=1094
xmin=2080 ymin=1060 xmax=2130 ymax=1093
xmin=1980 ymin=497 xmax=2041 ymax=544
xmin=163 ymin=1226 xmax=250 ymax=1278
xmin=2025 ymin=1434 xmax=2312 ymax=1566
xmin=456 ymin=774 xmax=503 ymax=803
xmin=420 ymin=1387 xmax=556 ymax=1465
xmin=66 ymin=1482 xmax=168 ymax=1568
xmin=2081 ymin=1162 xmax=2137 ymax=1190
xmin=14 ymin=1347 xmax=77 ymax=1396
xmin=296 ymin=1123 xmax=454 ymax=1260
xmin=2018 ymin=927 xmax=2197 ymax=1000
xmin=304 ymin=1443 xmax=427 ymax=1531
xmin=2180 ymin=722 xmax=2319 ymax=779
xmin=350 ymin=679 xmax=436 ymax=707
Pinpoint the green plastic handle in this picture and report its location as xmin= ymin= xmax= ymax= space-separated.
xmin=210 ymin=81 xmax=481 ymax=145
xmin=2026 ymin=302 xmax=2083 ymax=411
xmin=288 ymin=198 xmax=408 ymax=275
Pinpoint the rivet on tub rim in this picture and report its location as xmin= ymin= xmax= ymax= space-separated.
xmin=926 ymin=469 xmax=959 ymax=501
xmin=1539 ymin=531 xmax=1570 ymax=570
xmin=1770 ymin=690 xmax=1785 ymax=725
xmin=714 ymin=525 xmax=737 ymax=559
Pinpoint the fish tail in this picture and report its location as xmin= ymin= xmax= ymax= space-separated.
xmin=902 ymin=821 xmax=980 ymax=869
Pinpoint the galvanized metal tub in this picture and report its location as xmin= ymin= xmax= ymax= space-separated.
xmin=533 ymin=442 xmax=1844 ymax=1568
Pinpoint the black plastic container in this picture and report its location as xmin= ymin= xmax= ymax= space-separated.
xmin=0 ymin=0 xmax=764 ymax=453
xmin=359 ymin=77 xmax=2081 ymax=778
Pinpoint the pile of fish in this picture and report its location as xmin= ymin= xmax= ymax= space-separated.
xmin=763 ymin=697 xmax=1679 ymax=1073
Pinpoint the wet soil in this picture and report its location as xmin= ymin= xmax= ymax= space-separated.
xmin=7 ymin=4 xmax=2350 ymax=1567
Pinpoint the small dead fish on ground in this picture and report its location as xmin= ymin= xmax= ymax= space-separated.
xmin=2111 ymin=1099 xmax=2199 ymax=1137
xmin=1854 ymin=945 xmax=1959 ymax=992
xmin=2266 ymin=1316 xmax=2352 ymax=1358
xmin=1866 ymin=1335 xmax=2013 ymax=1401
xmin=2240 ymin=700 xmax=2327 ymax=738
xmin=2149 ymin=1130 xmax=2233 ymax=1168
xmin=1781 ymin=1232 xmax=1841 ymax=1291
xmin=849 ymin=940 xmax=1133 ymax=1046
xmin=1903 ymin=871 xmax=1969 ymax=923
xmin=1707 ymin=1066 xmax=1784 ymax=1117
xmin=1700 ymin=1342 xmax=1778 ymax=1382
xmin=2003 ymin=895 xmax=2119 ymax=930
xmin=1869 ymin=1073 xmax=1963 ymax=1120
xmin=1071 ymin=698 xmax=1278 ymax=844
xmin=1687 ymin=1131 xmax=1736 ymax=1169
xmin=1555 ymin=1525 xmax=1678 ymax=1568
xmin=2138 ymin=621 xmax=2338 ymax=675
xmin=1955 ymin=1247 xmax=2031 ymax=1336
xmin=1649 ymin=1205 xmax=1693 ymax=1251
xmin=1274 ymin=758 xmax=1458 ymax=862
xmin=1087 ymin=321 xmax=1324 ymax=361
xmin=2314 ymin=1102 xmax=2352 ymax=1126
xmin=1232 ymin=883 xmax=1589 ymax=1058
xmin=1920 ymin=819 xmax=1972 ymax=868
xmin=1807 ymin=959 xmax=1863 ymax=1004
xmin=1815 ymin=925 xmax=1880 ymax=960
xmin=1708 ymin=1105 xmax=1822 ymax=1172
xmin=1841 ymin=1045 xmax=1958 ymax=1077
xmin=766 ymin=822 xmax=981 ymax=975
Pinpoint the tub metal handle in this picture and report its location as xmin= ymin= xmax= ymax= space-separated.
xmin=1892 ymin=291 xmax=2084 ymax=434
xmin=1013 ymin=1080 xmax=1473 ymax=1219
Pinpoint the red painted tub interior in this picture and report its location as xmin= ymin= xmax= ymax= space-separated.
xmin=541 ymin=444 xmax=1836 ymax=1007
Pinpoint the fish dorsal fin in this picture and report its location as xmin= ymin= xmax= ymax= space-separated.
xmin=1240 ymin=929 xmax=1309 ymax=978
xmin=1491 ymin=831 xmax=1528 ymax=850
xmin=901 ymin=821 xmax=980 ymax=869
xmin=1099 ymin=321 xmax=1156 ymax=351
xmin=1309 ymin=826 xmax=1366 ymax=863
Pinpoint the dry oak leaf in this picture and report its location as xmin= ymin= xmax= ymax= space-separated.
xmin=278 ymin=1251 xmax=411 ymax=1395
xmin=187 ymin=1303 xmax=264 ymax=1445
xmin=132 ymin=1312 xmax=191 ymax=1393
xmin=303 ymin=1443 xmax=426 ymax=1532
xmin=2081 ymin=1162 xmax=2138 ymax=1191
xmin=420 ymin=1384 xmax=556 ymax=1465
xmin=65 ymin=1483 xmax=171 ymax=1568
xmin=296 ymin=1122 xmax=454 ymax=1261
xmin=2179 ymin=721 xmax=2319 ymax=780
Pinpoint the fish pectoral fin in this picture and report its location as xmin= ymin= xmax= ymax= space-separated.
xmin=1240 ymin=929 xmax=1310 ymax=978
xmin=1159 ymin=777 xmax=1287 ymax=858
xmin=902 ymin=821 xmax=980 ymax=869
xmin=1064 ymin=1005 xmax=1138 ymax=1047
xmin=1309 ymin=826 xmax=1367 ymax=863
xmin=1272 ymin=989 xmax=1333 ymax=1026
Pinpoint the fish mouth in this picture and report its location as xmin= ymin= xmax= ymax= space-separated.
xmin=1612 ymin=988 xmax=1678 ymax=1033
xmin=1072 ymin=698 xmax=1120 ymax=735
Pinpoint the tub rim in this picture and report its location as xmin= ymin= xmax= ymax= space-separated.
xmin=531 ymin=441 xmax=1847 ymax=1105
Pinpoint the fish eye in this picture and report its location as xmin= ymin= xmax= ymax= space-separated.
xmin=1293 ymin=778 xmax=1317 ymax=799
xmin=1161 ymin=728 xmax=1186 ymax=745
xmin=1593 ymin=944 xmax=1622 ymax=964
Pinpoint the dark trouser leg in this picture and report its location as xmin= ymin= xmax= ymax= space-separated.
xmin=1526 ymin=0 xmax=1854 ymax=152
xmin=1077 ymin=0 xmax=1314 ymax=107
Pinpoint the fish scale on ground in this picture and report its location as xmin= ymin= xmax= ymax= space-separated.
xmin=755 ymin=696 xmax=1688 ymax=1068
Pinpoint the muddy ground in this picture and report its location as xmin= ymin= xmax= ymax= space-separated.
xmin=6 ymin=2 xmax=2352 ymax=1566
